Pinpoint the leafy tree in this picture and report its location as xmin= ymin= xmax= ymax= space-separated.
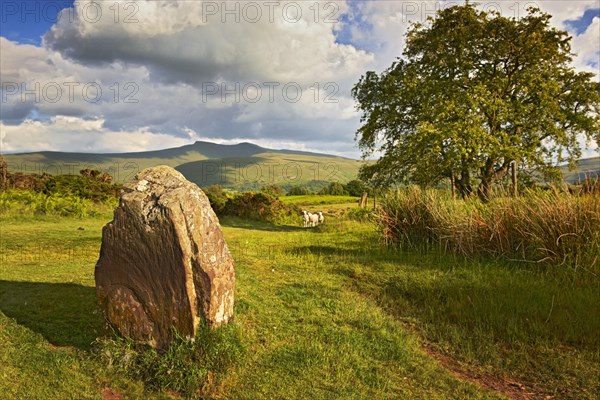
xmin=287 ymin=185 xmax=311 ymax=196
xmin=344 ymin=179 xmax=368 ymax=197
xmin=260 ymin=184 xmax=285 ymax=198
xmin=323 ymin=182 xmax=348 ymax=196
xmin=352 ymin=4 xmax=599 ymax=201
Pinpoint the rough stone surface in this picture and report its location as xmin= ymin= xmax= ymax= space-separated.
xmin=95 ymin=166 xmax=235 ymax=348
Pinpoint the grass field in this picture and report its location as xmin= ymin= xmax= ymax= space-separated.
xmin=279 ymin=195 xmax=362 ymax=219
xmin=279 ymin=195 xmax=360 ymax=206
xmin=1 ymin=198 xmax=598 ymax=399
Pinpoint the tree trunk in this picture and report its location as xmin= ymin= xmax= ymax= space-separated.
xmin=477 ymin=179 xmax=493 ymax=202
xmin=478 ymin=158 xmax=512 ymax=202
xmin=455 ymin=168 xmax=473 ymax=199
xmin=450 ymin=173 xmax=456 ymax=200
xmin=511 ymin=160 xmax=518 ymax=197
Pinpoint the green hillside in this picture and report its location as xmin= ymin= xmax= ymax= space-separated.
xmin=2 ymin=141 xmax=364 ymax=190
xmin=560 ymin=157 xmax=600 ymax=184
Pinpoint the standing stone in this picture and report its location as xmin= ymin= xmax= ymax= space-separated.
xmin=95 ymin=166 xmax=235 ymax=349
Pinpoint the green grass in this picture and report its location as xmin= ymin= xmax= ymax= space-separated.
xmin=339 ymin=251 xmax=599 ymax=399
xmin=280 ymin=195 xmax=360 ymax=205
xmin=279 ymin=195 xmax=363 ymax=221
xmin=0 ymin=196 xmax=598 ymax=399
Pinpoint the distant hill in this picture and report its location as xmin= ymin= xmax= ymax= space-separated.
xmin=560 ymin=157 xmax=600 ymax=184
xmin=2 ymin=141 xmax=364 ymax=190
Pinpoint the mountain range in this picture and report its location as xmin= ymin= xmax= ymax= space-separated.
xmin=560 ymin=157 xmax=600 ymax=184
xmin=2 ymin=141 xmax=597 ymax=189
xmin=1 ymin=141 xmax=364 ymax=190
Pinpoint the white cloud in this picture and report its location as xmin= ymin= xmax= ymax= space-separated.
xmin=44 ymin=0 xmax=369 ymax=85
xmin=345 ymin=1 xmax=600 ymax=75
xmin=2 ymin=0 xmax=374 ymax=155
xmin=570 ymin=16 xmax=600 ymax=75
xmin=0 ymin=0 xmax=597 ymax=158
xmin=0 ymin=116 xmax=197 ymax=153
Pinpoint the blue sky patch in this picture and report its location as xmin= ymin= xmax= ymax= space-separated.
xmin=335 ymin=0 xmax=372 ymax=47
xmin=565 ymin=7 xmax=599 ymax=35
xmin=0 ymin=1 xmax=74 ymax=45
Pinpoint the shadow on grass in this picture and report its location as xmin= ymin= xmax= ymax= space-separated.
xmin=289 ymin=242 xmax=557 ymax=276
xmin=293 ymin=243 xmax=600 ymax=350
xmin=285 ymin=243 xmax=449 ymax=264
xmin=0 ymin=280 xmax=104 ymax=350
xmin=221 ymin=217 xmax=307 ymax=232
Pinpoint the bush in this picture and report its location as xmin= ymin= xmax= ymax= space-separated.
xmin=260 ymin=184 xmax=285 ymax=198
xmin=80 ymin=168 xmax=113 ymax=183
xmin=344 ymin=179 xmax=368 ymax=197
xmin=223 ymin=192 xmax=300 ymax=224
xmin=0 ymin=170 xmax=121 ymax=217
xmin=203 ymin=185 xmax=228 ymax=215
xmin=287 ymin=185 xmax=312 ymax=196
xmin=44 ymin=175 xmax=121 ymax=202
xmin=3 ymin=169 xmax=121 ymax=202
xmin=0 ymin=189 xmax=117 ymax=217
xmin=318 ymin=182 xmax=348 ymax=196
xmin=377 ymin=186 xmax=600 ymax=271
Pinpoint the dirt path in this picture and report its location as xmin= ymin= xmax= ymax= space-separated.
xmin=101 ymin=388 xmax=123 ymax=400
xmin=421 ymin=343 xmax=555 ymax=400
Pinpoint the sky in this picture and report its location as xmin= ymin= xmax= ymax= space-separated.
xmin=0 ymin=0 xmax=599 ymax=158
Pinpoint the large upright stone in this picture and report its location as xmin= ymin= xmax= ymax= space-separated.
xmin=95 ymin=166 xmax=235 ymax=349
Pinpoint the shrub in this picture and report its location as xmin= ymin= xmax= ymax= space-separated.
xmin=260 ymin=184 xmax=285 ymax=198
xmin=287 ymin=185 xmax=311 ymax=196
xmin=0 ymin=189 xmax=117 ymax=217
xmin=44 ymin=175 xmax=121 ymax=202
xmin=203 ymin=185 xmax=228 ymax=215
xmin=344 ymin=179 xmax=369 ymax=197
xmin=0 ymin=169 xmax=121 ymax=217
xmin=80 ymin=168 xmax=113 ymax=183
xmin=6 ymin=172 xmax=50 ymax=191
xmin=223 ymin=192 xmax=300 ymax=224
xmin=318 ymin=182 xmax=348 ymax=196
xmin=2 ymin=168 xmax=120 ymax=201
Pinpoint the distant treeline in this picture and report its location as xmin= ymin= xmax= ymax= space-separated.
xmin=256 ymin=179 xmax=370 ymax=197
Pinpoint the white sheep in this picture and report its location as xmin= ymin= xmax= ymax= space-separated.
xmin=317 ymin=211 xmax=324 ymax=225
xmin=302 ymin=210 xmax=310 ymax=227
xmin=308 ymin=212 xmax=319 ymax=227
xmin=302 ymin=210 xmax=324 ymax=227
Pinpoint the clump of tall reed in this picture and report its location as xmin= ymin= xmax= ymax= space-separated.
xmin=377 ymin=186 xmax=599 ymax=272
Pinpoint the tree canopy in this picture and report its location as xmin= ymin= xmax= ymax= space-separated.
xmin=352 ymin=4 xmax=600 ymax=200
